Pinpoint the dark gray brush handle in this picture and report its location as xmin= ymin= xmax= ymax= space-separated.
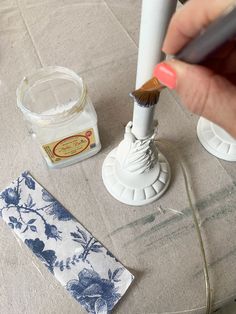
xmin=175 ymin=5 xmax=236 ymax=64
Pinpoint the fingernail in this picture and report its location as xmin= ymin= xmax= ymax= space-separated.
xmin=153 ymin=62 xmax=177 ymax=89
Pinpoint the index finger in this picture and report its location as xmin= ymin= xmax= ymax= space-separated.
xmin=162 ymin=0 xmax=236 ymax=54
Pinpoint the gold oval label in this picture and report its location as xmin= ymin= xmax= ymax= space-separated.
xmin=53 ymin=135 xmax=90 ymax=158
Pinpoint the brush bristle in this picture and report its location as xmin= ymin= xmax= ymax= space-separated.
xmin=130 ymin=77 xmax=164 ymax=108
xmin=130 ymin=90 xmax=160 ymax=107
xmin=140 ymin=77 xmax=162 ymax=91
xmin=130 ymin=77 xmax=164 ymax=107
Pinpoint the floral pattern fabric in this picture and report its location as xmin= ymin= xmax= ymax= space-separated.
xmin=0 ymin=172 xmax=134 ymax=314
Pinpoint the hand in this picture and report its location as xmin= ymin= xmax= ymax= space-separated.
xmin=154 ymin=0 xmax=236 ymax=138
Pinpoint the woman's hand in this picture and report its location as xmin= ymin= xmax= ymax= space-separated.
xmin=154 ymin=0 xmax=236 ymax=138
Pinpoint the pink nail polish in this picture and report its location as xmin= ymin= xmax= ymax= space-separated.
xmin=153 ymin=63 xmax=177 ymax=89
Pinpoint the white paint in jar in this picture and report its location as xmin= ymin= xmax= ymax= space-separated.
xmin=17 ymin=66 xmax=101 ymax=168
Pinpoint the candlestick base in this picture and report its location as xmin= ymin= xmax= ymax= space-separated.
xmin=197 ymin=117 xmax=236 ymax=162
xmin=102 ymin=122 xmax=171 ymax=206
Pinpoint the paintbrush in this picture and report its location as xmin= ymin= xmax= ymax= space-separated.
xmin=130 ymin=4 xmax=236 ymax=107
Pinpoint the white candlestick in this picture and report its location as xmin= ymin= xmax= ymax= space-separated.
xmin=132 ymin=0 xmax=177 ymax=139
xmin=102 ymin=0 xmax=177 ymax=205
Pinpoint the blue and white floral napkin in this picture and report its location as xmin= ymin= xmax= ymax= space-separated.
xmin=0 ymin=172 xmax=134 ymax=314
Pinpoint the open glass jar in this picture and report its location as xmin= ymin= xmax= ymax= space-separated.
xmin=17 ymin=66 xmax=101 ymax=168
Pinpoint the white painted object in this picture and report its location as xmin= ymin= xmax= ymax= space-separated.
xmin=17 ymin=66 xmax=101 ymax=168
xmin=102 ymin=0 xmax=177 ymax=206
xmin=132 ymin=0 xmax=177 ymax=140
xmin=197 ymin=118 xmax=236 ymax=161
xmin=102 ymin=122 xmax=170 ymax=205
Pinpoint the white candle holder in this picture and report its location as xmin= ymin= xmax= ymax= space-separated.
xmin=102 ymin=122 xmax=170 ymax=206
xmin=102 ymin=0 xmax=177 ymax=206
xmin=197 ymin=117 xmax=236 ymax=161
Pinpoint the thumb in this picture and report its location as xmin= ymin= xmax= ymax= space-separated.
xmin=154 ymin=60 xmax=236 ymax=138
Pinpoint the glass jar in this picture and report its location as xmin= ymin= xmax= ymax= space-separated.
xmin=17 ymin=66 xmax=101 ymax=168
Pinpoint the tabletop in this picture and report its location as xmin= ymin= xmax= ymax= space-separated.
xmin=0 ymin=1 xmax=236 ymax=313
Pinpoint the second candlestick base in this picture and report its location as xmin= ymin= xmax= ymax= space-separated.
xmin=197 ymin=117 xmax=236 ymax=161
xmin=102 ymin=122 xmax=171 ymax=206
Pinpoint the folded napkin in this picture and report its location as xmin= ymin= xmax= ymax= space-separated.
xmin=0 ymin=172 xmax=134 ymax=314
